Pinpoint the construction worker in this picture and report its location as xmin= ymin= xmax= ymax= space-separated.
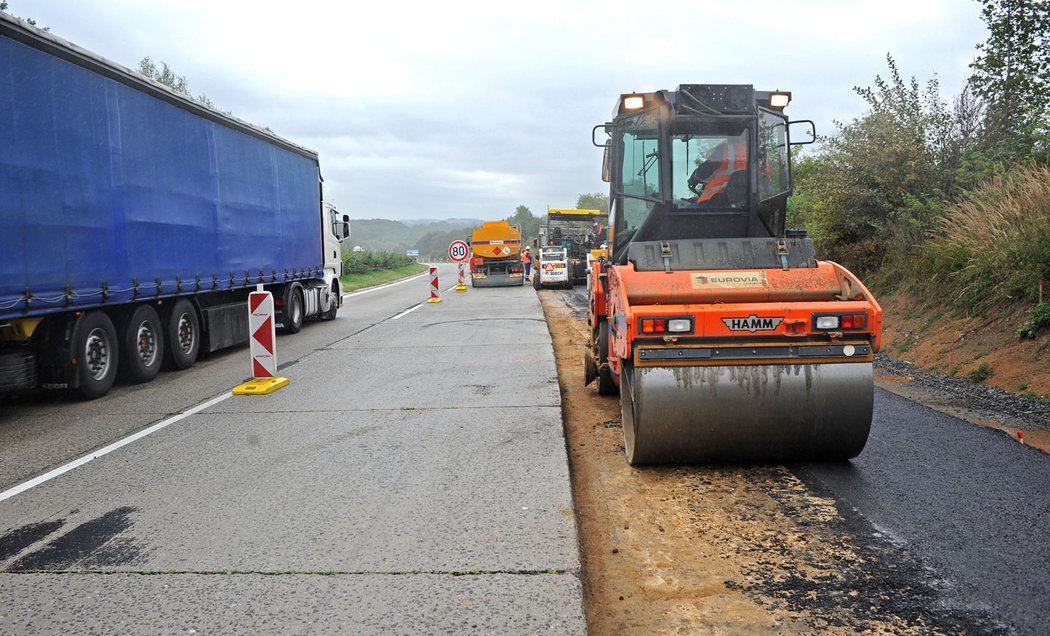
xmin=522 ymin=247 xmax=533 ymax=281
xmin=688 ymin=136 xmax=748 ymax=205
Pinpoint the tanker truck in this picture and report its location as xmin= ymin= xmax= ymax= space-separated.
xmin=468 ymin=221 xmax=525 ymax=287
xmin=0 ymin=14 xmax=349 ymax=399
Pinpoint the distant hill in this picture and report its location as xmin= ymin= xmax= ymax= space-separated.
xmin=349 ymin=218 xmax=485 ymax=257
xmin=400 ymin=218 xmax=484 ymax=227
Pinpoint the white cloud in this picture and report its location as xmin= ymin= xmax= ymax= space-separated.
xmin=13 ymin=0 xmax=987 ymax=220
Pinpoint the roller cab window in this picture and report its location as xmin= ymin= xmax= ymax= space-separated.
xmin=671 ymin=125 xmax=750 ymax=210
xmin=758 ymin=109 xmax=789 ymax=200
xmin=613 ymin=113 xmax=661 ymax=257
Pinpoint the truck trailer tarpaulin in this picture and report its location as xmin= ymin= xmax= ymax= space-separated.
xmin=0 ymin=17 xmax=323 ymax=316
xmin=0 ymin=14 xmax=348 ymax=398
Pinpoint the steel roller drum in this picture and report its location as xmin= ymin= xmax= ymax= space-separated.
xmin=621 ymin=362 xmax=873 ymax=465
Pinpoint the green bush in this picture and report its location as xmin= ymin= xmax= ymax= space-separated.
xmin=342 ymin=250 xmax=416 ymax=275
xmin=1017 ymin=302 xmax=1050 ymax=339
xmin=967 ymin=362 xmax=994 ymax=383
xmin=789 ymin=58 xmax=956 ymax=279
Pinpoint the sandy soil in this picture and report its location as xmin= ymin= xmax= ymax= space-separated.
xmin=538 ymin=289 xmax=993 ymax=635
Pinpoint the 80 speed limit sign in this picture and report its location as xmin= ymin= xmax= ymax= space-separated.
xmin=448 ymin=240 xmax=469 ymax=262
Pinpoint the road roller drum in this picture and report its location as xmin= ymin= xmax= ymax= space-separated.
xmin=621 ymin=362 xmax=874 ymax=465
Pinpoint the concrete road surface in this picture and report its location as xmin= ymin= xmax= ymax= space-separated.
xmin=0 ymin=266 xmax=585 ymax=634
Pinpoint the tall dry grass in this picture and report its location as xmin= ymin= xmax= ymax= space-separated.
xmin=918 ymin=165 xmax=1050 ymax=313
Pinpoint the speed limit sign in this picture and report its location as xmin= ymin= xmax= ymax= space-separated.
xmin=448 ymin=240 xmax=469 ymax=262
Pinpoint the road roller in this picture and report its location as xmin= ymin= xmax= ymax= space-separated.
xmin=584 ymin=85 xmax=883 ymax=465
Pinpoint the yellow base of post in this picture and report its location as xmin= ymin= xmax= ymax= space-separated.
xmin=426 ymin=297 xmax=443 ymax=303
xmin=455 ymin=283 xmax=468 ymax=293
xmin=232 ymin=377 xmax=290 ymax=395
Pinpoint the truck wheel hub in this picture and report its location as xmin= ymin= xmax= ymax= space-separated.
xmin=136 ymin=321 xmax=158 ymax=366
xmin=84 ymin=328 xmax=111 ymax=380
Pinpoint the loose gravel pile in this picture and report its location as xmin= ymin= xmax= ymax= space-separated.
xmin=875 ymin=353 xmax=1050 ymax=428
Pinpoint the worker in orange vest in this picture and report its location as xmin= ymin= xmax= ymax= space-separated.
xmin=522 ymin=247 xmax=533 ymax=281
xmin=688 ymin=137 xmax=749 ymax=205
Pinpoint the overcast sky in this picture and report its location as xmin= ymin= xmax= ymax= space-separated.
xmin=12 ymin=0 xmax=987 ymax=221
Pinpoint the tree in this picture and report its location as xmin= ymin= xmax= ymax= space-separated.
xmin=970 ymin=0 xmax=1050 ymax=139
xmin=505 ymin=205 xmax=540 ymax=244
xmin=576 ymin=193 xmax=609 ymax=214
xmin=137 ymin=56 xmax=215 ymax=107
xmin=2 ymin=1 xmax=48 ymax=29
xmin=791 ymin=56 xmax=960 ymax=276
xmin=138 ymin=57 xmax=189 ymax=93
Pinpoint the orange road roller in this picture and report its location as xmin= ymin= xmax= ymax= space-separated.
xmin=585 ymin=85 xmax=883 ymax=465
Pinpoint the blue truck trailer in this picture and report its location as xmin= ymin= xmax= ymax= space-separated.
xmin=0 ymin=13 xmax=350 ymax=399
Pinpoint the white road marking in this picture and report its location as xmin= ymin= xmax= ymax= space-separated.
xmin=391 ymin=284 xmax=460 ymax=320
xmin=342 ymin=270 xmax=432 ymax=299
xmin=391 ymin=303 xmax=424 ymax=320
xmin=0 ymin=391 xmax=232 ymax=504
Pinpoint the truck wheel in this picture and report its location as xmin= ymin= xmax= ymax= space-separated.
xmin=319 ymin=282 xmax=339 ymax=321
xmin=120 ymin=305 xmax=164 ymax=384
xmin=282 ymin=286 xmax=304 ymax=333
xmin=74 ymin=311 xmax=119 ymax=399
xmin=596 ymin=322 xmax=618 ymax=396
xmin=164 ymin=298 xmax=200 ymax=370
xmin=533 ymin=271 xmax=542 ymax=290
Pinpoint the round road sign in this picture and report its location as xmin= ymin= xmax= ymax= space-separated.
xmin=448 ymin=240 xmax=470 ymax=262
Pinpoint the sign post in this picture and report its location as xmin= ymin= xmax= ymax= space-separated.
xmin=426 ymin=266 xmax=443 ymax=303
xmin=456 ymin=262 xmax=467 ymax=292
xmin=449 ymin=240 xmax=470 ymax=293
xmin=232 ymin=290 xmax=289 ymax=395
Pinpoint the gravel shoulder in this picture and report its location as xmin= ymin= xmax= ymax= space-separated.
xmin=875 ymin=354 xmax=1050 ymax=454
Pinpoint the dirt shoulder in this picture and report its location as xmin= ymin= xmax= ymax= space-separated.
xmin=878 ymin=290 xmax=1050 ymax=397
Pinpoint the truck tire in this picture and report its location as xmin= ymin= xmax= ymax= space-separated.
xmin=164 ymin=298 xmax=200 ymax=370
xmin=120 ymin=304 xmax=164 ymax=384
xmin=282 ymin=285 xmax=304 ymax=333
xmin=74 ymin=311 xmax=119 ymax=399
xmin=319 ymin=282 xmax=339 ymax=321
xmin=533 ymin=271 xmax=542 ymax=290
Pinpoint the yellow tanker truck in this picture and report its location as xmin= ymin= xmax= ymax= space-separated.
xmin=468 ymin=221 xmax=525 ymax=287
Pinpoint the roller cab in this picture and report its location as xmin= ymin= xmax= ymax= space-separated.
xmin=587 ymin=85 xmax=882 ymax=465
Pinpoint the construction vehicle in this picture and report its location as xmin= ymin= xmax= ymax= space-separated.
xmin=585 ymin=85 xmax=882 ymax=465
xmin=468 ymin=221 xmax=525 ymax=287
xmin=0 ymin=15 xmax=349 ymax=399
xmin=533 ymin=246 xmax=570 ymax=289
xmin=536 ymin=209 xmax=608 ymax=286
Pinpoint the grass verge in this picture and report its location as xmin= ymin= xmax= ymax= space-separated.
xmin=340 ymin=262 xmax=430 ymax=293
